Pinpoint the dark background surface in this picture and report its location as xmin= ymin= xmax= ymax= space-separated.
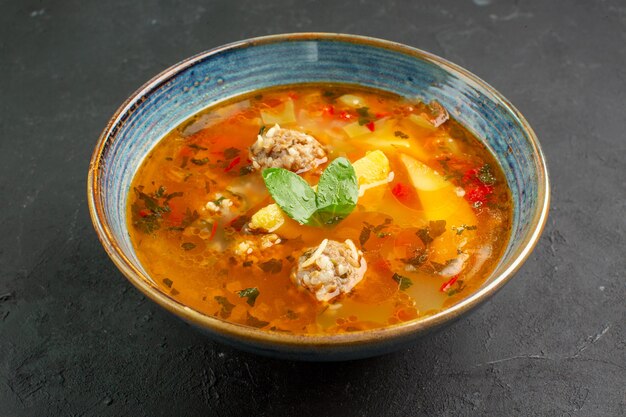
xmin=1 ymin=0 xmax=624 ymax=415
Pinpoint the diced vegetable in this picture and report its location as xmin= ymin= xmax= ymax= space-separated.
xmin=343 ymin=118 xmax=388 ymax=138
xmin=398 ymin=154 xmax=477 ymax=263
xmin=260 ymin=99 xmax=296 ymax=125
xmin=408 ymin=114 xmax=437 ymax=131
xmin=249 ymin=204 xmax=285 ymax=232
xmin=338 ymin=94 xmax=365 ymax=108
xmin=342 ymin=121 xmax=371 ymax=138
xmin=352 ymin=150 xmax=391 ymax=185
xmin=399 ymin=154 xmax=448 ymax=191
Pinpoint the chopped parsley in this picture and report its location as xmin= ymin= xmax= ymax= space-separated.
xmin=188 ymin=143 xmax=207 ymax=151
xmin=394 ymin=130 xmax=409 ymax=139
xmin=181 ymin=208 xmax=199 ymax=228
xmin=356 ymin=106 xmax=374 ymax=125
xmin=359 ymin=218 xmax=392 ymax=247
xmin=259 ymin=259 xmax=282 ymax=274
xmin=416 ymin=220 xmax=446 ymax=244
xmin=453 ymin=224 xmax=477 ymax=235
xmin=239 ymin=165 xmax=255 ymax=176
xmin=131 ymin=186 xmax=183 ymax=234
xmin=212 ymin=196 xmax=226 ymax=206
xmin=162 ymin=278 xmax=173 ymax=288
xmin=402 ymin=248 xmax=429 ymax=268
xmin=392 ymin=273 xmax=413 ymax=291
xmin=214 ymin=296 xmax=235 ymax=319
xmin=223 ymin=147 xmax=240 ymax=160
xmin=237 ymin=287 xmax=260 ymax=306
xmin=246 ymin=313 xmax=269 ymax=328
xmin=191 ymin=157 xmax=209 ymax=165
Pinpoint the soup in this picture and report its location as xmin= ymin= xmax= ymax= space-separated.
xmin=127 ymin=84 xmax=512 ymax=334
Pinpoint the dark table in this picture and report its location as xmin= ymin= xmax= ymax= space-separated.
xmin=1 ymin=0 xmax=624 ymax=415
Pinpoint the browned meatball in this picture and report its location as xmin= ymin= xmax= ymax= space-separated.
xmin=291 ymin=239 xmax=367 ymax=302
xmin=249 ymin=124 xmax=327 ymax=173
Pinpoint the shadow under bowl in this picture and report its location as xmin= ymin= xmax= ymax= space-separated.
xmin=88 ymin=33 xmax=549 ymax=361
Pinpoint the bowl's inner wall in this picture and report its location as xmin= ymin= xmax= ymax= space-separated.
xmin=99 ymin=38 xmax=540 ymax=287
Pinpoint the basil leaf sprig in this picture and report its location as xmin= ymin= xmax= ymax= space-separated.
xmin=261 ymin=157 xmax=358 ymax=226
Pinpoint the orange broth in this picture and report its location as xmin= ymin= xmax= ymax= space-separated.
xmin=127 ymin=85 xmax=512 ymax=334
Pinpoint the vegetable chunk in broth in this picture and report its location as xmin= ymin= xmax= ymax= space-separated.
xmin=127 ymin=85 xmax=512 ymax=334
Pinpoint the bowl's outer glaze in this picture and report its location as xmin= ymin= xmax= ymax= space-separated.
xmin=88 ymin=33 xmax=549 ymax=360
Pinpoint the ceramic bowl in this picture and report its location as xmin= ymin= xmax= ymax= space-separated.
xmin=88 ymin=33 xmax=549 ymax=361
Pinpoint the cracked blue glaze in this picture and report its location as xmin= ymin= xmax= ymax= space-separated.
xmin=91 ymin=34 xmax=549 ymax=359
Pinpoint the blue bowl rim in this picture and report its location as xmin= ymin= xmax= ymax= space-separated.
xmin=87 ymin=32 xmax=550 ymax=350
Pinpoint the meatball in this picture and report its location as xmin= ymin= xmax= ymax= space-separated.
xmin=291 ymin=239 xmax=367 ymax=302
xmin=249 ymin=124 xmax=327 ymax=173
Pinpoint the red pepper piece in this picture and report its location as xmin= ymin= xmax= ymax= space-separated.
xmin=322 ymin=105 xmax=335 ymax=116
xmin=440 ymin=275 xmax=459 ymax=292
xmin=338 ymin=110 xmax=352 ymax=120
xmin=224 ymin=156 xmax=241 ymax=172
xmin=366 ymin=121 xmax=376 ymax=132
xmin=392 ymin=183 xmax=412 ymax=203
xmin=209 ymin=221 xmax=218 ymax=240
xmin=462 ymin=167 xmax=494 ymax=207
xmin=138 ymin=209 xmax=151 ymax=218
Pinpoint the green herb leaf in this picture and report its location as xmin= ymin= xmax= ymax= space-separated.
xmin=237 ymin=287 xmax=260 ymax=306
xmin=394 ymin=130 xmax=409 ymax=139
xmin=181 ymin=242 xmax=196 ymax=251
xmin=392 ymin=273 xmax=413 ymax=291
xmin=262 ymin=168 xmax=318 ymax=225
xmin=314 ymin=157 xmax=359 ymax=225
xmin=262 ymin=158 xmax=359 ymax=227
xmin=162 ymin=278 xmax=173 ymax=288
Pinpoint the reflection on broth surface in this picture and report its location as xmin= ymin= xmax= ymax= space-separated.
xmin=127 ymin=84 xmax=512 ymax=334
